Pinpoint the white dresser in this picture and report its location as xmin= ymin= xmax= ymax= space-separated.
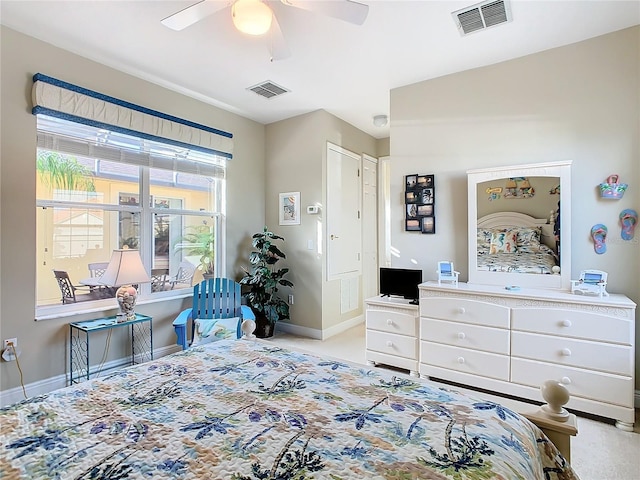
xmin=419 ymin=282 xmax=637 ymax=430
xmin=365 ymin=296 xmax=420 ymax=376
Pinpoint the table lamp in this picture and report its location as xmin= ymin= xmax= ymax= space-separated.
xmin=100 ymin=249 xmax=150 ymax=322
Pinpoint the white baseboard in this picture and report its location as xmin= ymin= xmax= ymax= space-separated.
xmin=277 ymin=315 xmax=364 ymax=341
xmin=0 ymin=344 xmax=180 ymax=408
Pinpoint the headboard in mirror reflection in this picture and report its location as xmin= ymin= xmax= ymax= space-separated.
xmin=467 ymin=161 xmax=572 ymax=290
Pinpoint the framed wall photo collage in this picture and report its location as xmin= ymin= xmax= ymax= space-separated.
xmin=405 ymin=174 xmax=435 ymax=234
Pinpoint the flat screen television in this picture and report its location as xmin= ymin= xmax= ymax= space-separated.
xmin=379 ymin=267 xmax=422 ymax=304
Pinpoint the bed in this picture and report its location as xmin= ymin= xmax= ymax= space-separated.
xmin=0 ymin=339 xmax=578 ymax=479
xmin=477 ymin=211 xmax=559 ymax=275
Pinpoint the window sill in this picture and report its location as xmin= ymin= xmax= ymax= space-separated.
xmin=35 ymin=289 xmax=193 ymax=321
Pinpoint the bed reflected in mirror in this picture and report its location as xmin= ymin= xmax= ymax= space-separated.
xmin=467 ymin=161 xmax=572 ymax=290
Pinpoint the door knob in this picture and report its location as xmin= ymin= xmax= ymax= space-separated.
xmin=330 ymin=234 xmax=340 ymax=240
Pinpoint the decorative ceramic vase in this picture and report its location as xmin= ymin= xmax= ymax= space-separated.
xmin=116 ymin=285 xmax=138 ymax=322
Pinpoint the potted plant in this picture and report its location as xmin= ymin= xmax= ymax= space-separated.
xmin=240 ymin=226 xmax=294 ymax=338
xmin=176 ymin=224 xmax=215 ymax=278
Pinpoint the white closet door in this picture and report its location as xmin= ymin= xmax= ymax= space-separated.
xmin=326 ymin=143 xmax=361 ymax=281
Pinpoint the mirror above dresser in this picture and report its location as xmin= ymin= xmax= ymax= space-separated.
xmin=467 ymin=161 xmax=572 ymax=290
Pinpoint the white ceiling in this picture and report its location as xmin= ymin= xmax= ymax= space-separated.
xmin=2 ymin=1 xmax=639 ymax=139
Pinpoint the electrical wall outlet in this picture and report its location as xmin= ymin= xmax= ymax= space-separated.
xmin=2 ymin=338 xmax=19 ymax=362
xmin=288 ymin=294 xmax=294 ymax=305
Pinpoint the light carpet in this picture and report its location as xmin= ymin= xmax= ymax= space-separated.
xmin=268 ymin=322 xmax=640 ymax=480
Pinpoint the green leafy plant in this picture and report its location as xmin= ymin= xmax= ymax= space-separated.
xmin=177 ymin=224 xmax=215 ymax=277
xmin=240 ymin=227 xmax=293 ymax=325
xmin=37 ymin=151 xmax=96 ymax=192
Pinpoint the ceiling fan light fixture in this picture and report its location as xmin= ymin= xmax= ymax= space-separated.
xmin=232 ymin=0 xmax=273 ymax=36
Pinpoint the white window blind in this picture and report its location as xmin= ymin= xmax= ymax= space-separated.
xmin=37 ymin=116 xmax=226 ymax=178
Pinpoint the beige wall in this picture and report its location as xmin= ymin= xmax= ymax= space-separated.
xmin=390 ymin=27 xmax=639 ymax=387
xmin=266 ymin=110 xmax=378 ymax=334
xmin=0 ymin=26 xmax=266 ymax=394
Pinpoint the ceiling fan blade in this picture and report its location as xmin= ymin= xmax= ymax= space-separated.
xmin=161 ymin=0 xmax=229 ymax=31
xmin=281 ymin=0 xmax=369 ymax=25
xmin=267 ymin=12 xmax=291 ymax=61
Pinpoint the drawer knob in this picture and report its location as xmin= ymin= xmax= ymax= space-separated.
xmin=457 ymin=332 xmax=466 ymax=340
xmin=386 ymin=319 xmax=394 ymax=326
xmin=561 ymin=348 xmax=572 ymax=357
xmin=457 ymin=357 xmax=465 ymax=364
xmin=561 ymin=319 xmax=572 ymax=327
xmin=458 ymin=307 xmax=466 ymax=314
xmin=561 ymin=376 xmax=572 ymax=385
xmin=386 ymin=341 xmax=393 ymax=347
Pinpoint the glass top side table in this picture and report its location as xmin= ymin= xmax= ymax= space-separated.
xmin=69 ymin=313 xmax=153 ymax=384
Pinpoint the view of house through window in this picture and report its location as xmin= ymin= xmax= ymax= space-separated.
xmin=36 ymin=116 xmax=226 ymax=309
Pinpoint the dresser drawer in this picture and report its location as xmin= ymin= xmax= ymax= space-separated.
xmin=366 ymin=309 xmax=417 ymax=336
xmin=511 ymin=332 xmax=632 ymax=376
xmin=367 ymin=330 xmax=417 ymax=360
xmin=420 ymin=318 xmax=509 ymax=355
xmin=511 ymin=358 xmax=633 ymax=408
xmin=512 ymin=308 xmax=632 ymax=345
xmin=420 ymin=297 xmax=509 ymax=328
xmin=420 ymin=341 xmax=510 ymax=381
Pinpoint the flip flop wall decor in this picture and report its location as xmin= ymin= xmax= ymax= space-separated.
xmin=620 ymin=209 xmax=637 ymax=240
xmin=591 ymin=224 xmax=607 ymax=254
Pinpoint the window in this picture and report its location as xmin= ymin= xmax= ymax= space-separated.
xmin=36 ymin=116 xmax=226 ymax=312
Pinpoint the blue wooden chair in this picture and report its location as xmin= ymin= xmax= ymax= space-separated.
xmin=173 ymin=278 xmax=256 ymax=350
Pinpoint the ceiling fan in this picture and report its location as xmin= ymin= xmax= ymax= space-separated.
xmin=161 ymin=0 xmax=369 ymax=61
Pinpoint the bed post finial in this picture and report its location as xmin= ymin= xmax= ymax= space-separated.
xmin=539 ymin=380 xmax=570 ymax=422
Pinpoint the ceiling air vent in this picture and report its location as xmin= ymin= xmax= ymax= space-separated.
xmin=248 ymin=80 xmax=289 ymax=99
xmin=452 ymin=0 xmax=512 ymax=36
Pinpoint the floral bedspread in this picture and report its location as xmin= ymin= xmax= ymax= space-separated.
xmin=1 ymin=339 xmax=578 ymax=479
xmin=477 ymin=248 xmax=558 ymax=275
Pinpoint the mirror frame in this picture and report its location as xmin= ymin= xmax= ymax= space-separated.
xmin=467 ymin=160 xmax=572 ymax=290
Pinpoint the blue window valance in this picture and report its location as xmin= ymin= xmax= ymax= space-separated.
xmin=31 ymin=73 xmax=233 ymax=159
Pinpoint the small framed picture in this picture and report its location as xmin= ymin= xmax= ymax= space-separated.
xmin=405 ymin=190 xmax=418 ymax=204
xmin=417 ymin=204 xmax=433 ymax=216
xmin=279 ymin=191 xmax=300 ymax=225
xmin=405 ymin=175 xmax=417 ymax=190
xmin=406 ymin=204 xmax=418 ymax=219
xmin=405 ymin=218 xmax=420 ymax=231
xmin=419 ymin=187 xmax=434 ymax=205
xmin=421 ymin=216 xmax=436 ymax=234
xmin=417 ymin=174 xmax=434 ymax=188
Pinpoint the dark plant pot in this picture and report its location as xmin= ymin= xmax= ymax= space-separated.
xmin=254 ymin=313 xmax=275 ymax=339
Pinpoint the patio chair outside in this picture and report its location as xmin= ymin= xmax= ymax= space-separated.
xmin=53 ymin=270 xmax=94 ymax=304
xmin=151 ymin=268 xmax=169 ymax=292
xmin=170 ymin=261 xmax=196 ymax=289
xmin=88 ymin=262 xmax=109 ymax=278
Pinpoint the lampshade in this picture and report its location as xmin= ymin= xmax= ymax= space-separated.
xmin=100 ymin=249 xmax=150 ymax=287
xmin=232 ymin=0 xmax=273 ymax=36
